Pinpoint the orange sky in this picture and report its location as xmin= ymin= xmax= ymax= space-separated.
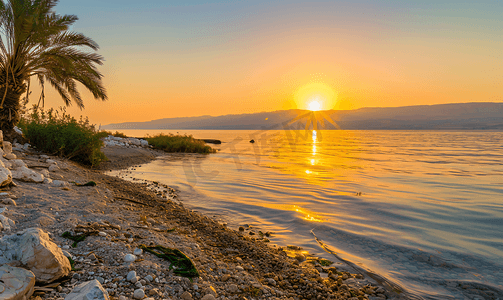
xmin=34 ymin=1 xmax=502 ymax=126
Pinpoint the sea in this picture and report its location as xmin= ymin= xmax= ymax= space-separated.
xmin=110 ymin=129 xmax=503 ymax=300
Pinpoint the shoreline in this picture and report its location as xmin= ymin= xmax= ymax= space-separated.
xmin=1 ymin=145 xmax=401 ymax=300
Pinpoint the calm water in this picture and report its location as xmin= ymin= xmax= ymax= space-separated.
xmin=113 ymin=129 xmax=503 ymax=299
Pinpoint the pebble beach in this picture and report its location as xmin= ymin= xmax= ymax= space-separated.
xmin=0 ymin=135 xmax=405 ymax=300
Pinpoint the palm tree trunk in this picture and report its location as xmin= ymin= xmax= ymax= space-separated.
xmin=0 ymin=80 xmax=27 ymax=138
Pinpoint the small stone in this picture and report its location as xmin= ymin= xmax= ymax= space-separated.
xmin=98 ymin=232 xmax=107 ymax=237
xmin=48 ymin=165 xmax=59 ymax=172
xmin=133 ymin=288 xmax=145 ymax=299
xmin=127 ymin=271 xmax=137 ymax=282
xmin=127 ymin=238 xmax=134 ymax=243
xmin=267 ymin=278 xmax=277 ymax=286
xmin=201 ymin=295 xmax=216 ymax=300
xmin=238 ymin=226 xmax=244 ymax=231
xmin=180 ymin=291 xmax=192 ymax=300
xmin=220 ymin=274 xmax=231 ymax=282
xmin=236 ymin=266 xmax=244 ymax=271
xmin=96 ymin=277 xmax=105 ymax=284
xmin=124 ymin=254 xmax=136 ymax=262
xmin=135 ymin=281 xmax=142 ymax=288
xmin=202 ymin=286 xmax=217 ymax=297
xmin=119 ymin=296 xmax=127 ymax=300
xmin=227 ymin=284 xmax=238 ymax=293
xmin=133 ymin=248 xmax=143 ymax=256
xmin=131 ymin=276 xmax=138 ymax=284
xmin=294 ymin=253 xmax=305 ymax=262
xmin=144 ymin=275 xmax=153 ymax=282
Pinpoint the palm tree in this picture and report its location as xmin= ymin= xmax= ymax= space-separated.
xmin=0 ymin=0 xmax=107 ymax=137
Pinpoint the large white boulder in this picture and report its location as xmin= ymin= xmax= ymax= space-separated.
xmin=10 ymin=166 xmax=44 ymax=183
xmin=65 ymin=280 xmax=109 ymax=300
xmin=0 ymin=265 xmax=35 ymax=300
xmin=0 ymin=228 xmax=71 ymax=283
xmin=0 ymin=159 xmax=12 ymax=187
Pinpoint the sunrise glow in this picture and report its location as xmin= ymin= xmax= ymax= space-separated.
xmin=308 ymin=100 xmax=322 ymax=111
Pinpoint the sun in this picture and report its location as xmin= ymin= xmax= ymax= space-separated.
xmin=308 ymin=100 xmax=322 ymax=111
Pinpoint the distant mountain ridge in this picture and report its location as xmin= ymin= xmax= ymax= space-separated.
xmin=103 ymin=102 xmax=503 ymax=130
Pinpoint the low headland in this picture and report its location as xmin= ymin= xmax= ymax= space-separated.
xmin=0 ymin=126 xmax=404 ymax=300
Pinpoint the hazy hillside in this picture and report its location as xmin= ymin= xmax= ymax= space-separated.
xmin=103 ymin=102 xmax=503 ymax=130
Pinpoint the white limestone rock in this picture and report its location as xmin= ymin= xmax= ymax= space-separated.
xmin=51 ymin=180 xmax=69 ymax=187
xmin=0 ymin=265 xmax=35 ymax=300
xmin=0 ymin=210 xmax=15 ymax=231
xmin=129 ymin=138 xmax=141 ymax=146
xmin=140 ymin=139 xmax=149 ymax=147
xmin=3 ymin=141 xmax=12 ymax=154
xmin=40 ymin=169 xmax=50 ymax=177
xmin=0 ymin=228 xmax=71 ymax=283
xmin=10 ymin=166 xmax=44 ymax=183
xmin=48 ymin=165 xmax=59 ymax=172
xmin=0 ymin=157 xmax=12 ymax=169
xmin=9 ymin=159 xmax=26 ymax=169
xmin=0 ymin=198 xmax=16 ymax=206
xmin=0 ymin=160 xmax=12 ymax=187
xmin=4 ymin=153 xmax=16 ymax=160
xmin=65 ymin=280 xmax=109 ymax=300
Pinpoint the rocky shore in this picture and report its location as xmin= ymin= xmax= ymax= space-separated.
xmin=0 ymin=136 xmax=402 ymax=300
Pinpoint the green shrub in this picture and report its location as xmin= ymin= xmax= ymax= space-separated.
xmin=146 ymin=133 xmax=216 ymax=154
xmin=18 ymin=107 xmax=107 ymax=167
xmin=101 ymin=130 xmax=128 ymax=138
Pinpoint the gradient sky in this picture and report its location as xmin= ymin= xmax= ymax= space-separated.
xmin=35 ymin=0 xmax=503 ymax=125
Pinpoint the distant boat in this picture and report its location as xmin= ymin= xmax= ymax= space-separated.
xmin=250 ymin=139 xmax=255 ymax=143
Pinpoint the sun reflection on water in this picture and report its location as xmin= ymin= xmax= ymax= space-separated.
xmin=294 ymin=205 xmax=324 ymax=222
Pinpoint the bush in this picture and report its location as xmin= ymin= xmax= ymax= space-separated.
xmin=146 ymin=133 xmax=216 ymax=154
xmin=18 ymin=107 xmax=107 ymax=167
xmin=101 ymin=130 xmax=128 ymax=138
